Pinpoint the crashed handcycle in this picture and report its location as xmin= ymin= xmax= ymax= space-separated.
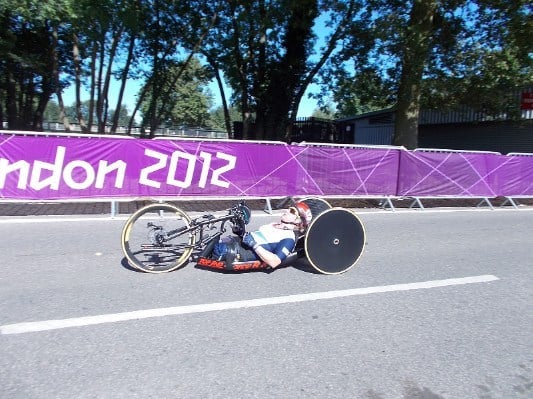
xmin=120 ymin=197 xmax=366 ymax=275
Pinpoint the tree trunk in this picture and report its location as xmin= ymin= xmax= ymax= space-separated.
xmin=5 ymin=66 xmax=18 ymax=130
xmin=20 ymin=71 xmax=34 ymax=129
xmin=0 ymin=93 xmax=4 ymax=130
xmin=255 ymin=0 xmax=318 ymax=142
xmin=87 ymin=42 xmax=98 ymax=133
xmin=393 ymin=0 xmax=437 ymax=150
xmin=52 ymin=26 xmax=70 ymax=131
xmin=95 ymin=38 xmax=106 ymax=133
xmin=112 ymin=33 xmax=135 ymax=134
xmin=72 ymin=34 xmax=88 ymax=132
xmin=33 ymin=23 xmax=55 ymax=131
xmin=211 ymin=64 xmax=232 ymax=137
xmin=34 ymin=91 xmax=50 ymax=131
xmin=100 ymin=27 xmax=123 ymax=134
xmin=288 ymin=0 xmax=356 ymax=127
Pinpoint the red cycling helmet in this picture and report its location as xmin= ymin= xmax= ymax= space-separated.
xmin=289 ymin=201 xmax=312 ymax=227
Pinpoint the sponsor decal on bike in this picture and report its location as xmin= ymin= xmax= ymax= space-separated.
xmin=231 ymin=261 xmax=266 ymax=271
xmin=196 ymin=257 xmax=225 ymax=270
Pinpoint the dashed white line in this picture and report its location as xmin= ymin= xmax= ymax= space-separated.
xmin=1 ymin=275 xmax=499 ymax=335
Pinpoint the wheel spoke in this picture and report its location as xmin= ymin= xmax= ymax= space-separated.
xmin=121 ymin=204 xmax=195 ymax=273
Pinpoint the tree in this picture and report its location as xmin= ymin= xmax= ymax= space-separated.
xmin=232 ymin=0 xmax=357 ymax=141
xmin=174 ymin=0 xmax=358 ymax=141
xmin=321 ymin=0 xmax=532 ymax=149
xmin=208 ymin=105 xmax=241 ymax=131
xmin=311 ymin=104 xmax=335 ymax=119
xmin=332 ymin=67 xmax=393 ymax=117
xmin=421 ymin=0 xmax=533 ymax=119
xmin=0 ymin=0 xmax=72 ymax=130
xmin=0 ymin=0 xmax=144 ymax=133
xmin=43 ymin=100 xmax=61 ymax=122
xmin=65 ymin=0 xmax=145 ymax=133
xmin=109 ymin=104 xmax=132 ymax=128
xmin=139 ymin=57 xmax=213 ymax=132
xmin=44 ymin=99 xmax=134 ymax=130
xmin=3 ymin=0 xmax=529 ymax=144
xmin=393 ymin=0 xmax=437 ymax=149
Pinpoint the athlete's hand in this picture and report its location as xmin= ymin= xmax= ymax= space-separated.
xmin=242 ymin=232 xmax=258 ymax=250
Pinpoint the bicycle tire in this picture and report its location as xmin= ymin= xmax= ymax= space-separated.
xmin=121 ymin=203 xmax=196 ymax=273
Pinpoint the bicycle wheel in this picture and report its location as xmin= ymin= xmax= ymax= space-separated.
xmin=121 ymin=203 xmax=196 ymax=273
xmin=304 ymin=208 xmax=366 ymax=275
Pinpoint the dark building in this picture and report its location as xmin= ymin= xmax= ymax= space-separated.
xmin=333 ymin=89 xmax=533 ymax=154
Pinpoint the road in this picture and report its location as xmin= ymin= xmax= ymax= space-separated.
xmin=0 ymin=208 xmax=532 ymax=399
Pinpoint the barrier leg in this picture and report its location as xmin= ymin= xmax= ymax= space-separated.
xmin=409 ymin=197 xmax=425 ymax=209
xmin=379 ymin=197 xmax=396 ymax=211
xmin=264 ymin=198 xmax=273 ymax=214
xmin=501 ymin=197 xmax=519 ymax=209
xmin=476 ymin=198 xmax=494 ymax=210
xmin=111 ymin=201 xmax=118 ymax=218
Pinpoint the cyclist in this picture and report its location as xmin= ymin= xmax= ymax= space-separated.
xmin=212 ymin=201 xmax=312 ymax=269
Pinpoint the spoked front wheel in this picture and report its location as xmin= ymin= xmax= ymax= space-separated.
xmin=121 ymin=203 xmax=196 ymax=273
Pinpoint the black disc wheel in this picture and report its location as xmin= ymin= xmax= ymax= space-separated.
xmin=121 ymin=203 xmax=196 ymax=273
xmin=304 ymin=208 xmax=366 ymax=275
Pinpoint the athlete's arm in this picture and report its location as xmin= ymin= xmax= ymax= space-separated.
xmin=243 ymin=232 xmax=294 ymax=269
xmin=253 ymin=245 xmax=282 ymax=268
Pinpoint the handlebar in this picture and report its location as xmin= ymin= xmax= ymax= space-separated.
xmin=226 ymin=201 xmax=251 ymax=236
xmin=228 ymin=202 xmax=251 ymax=223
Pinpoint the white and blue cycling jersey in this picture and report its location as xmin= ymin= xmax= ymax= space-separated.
xmin=251 ymin=223 xmax=296 ymax=261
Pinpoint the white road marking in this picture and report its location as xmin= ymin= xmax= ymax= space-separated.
xmin=1 ymin=275 xmax=498 ymax=335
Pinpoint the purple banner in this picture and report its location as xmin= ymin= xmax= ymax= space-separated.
xmin=291 ymin=145 xmax=399 ymax=196
xmin=0 ymin=135 xmax=399 ymax=200
xmin=496 ymin=154 xmax=533 ymax=196
xmin=1 ymin=133 xmax=532 ymax=200
xmin=397 ymin=150 xmax=501 ymax=197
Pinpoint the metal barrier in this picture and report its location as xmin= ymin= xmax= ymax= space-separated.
xmin=1 ymin=131 xmax=532 ymax=215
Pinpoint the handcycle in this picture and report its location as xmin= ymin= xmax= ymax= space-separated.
xmin=120 ymin=197 xmax=366 ymax=275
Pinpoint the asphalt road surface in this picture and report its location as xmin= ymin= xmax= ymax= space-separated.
xmin=0 ymin=207 xmax=532 ymax=399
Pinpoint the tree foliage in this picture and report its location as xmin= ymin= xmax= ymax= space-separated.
xmin=0 ymin=0 xmax=530 ymax=147
xmin=139 ymin=57 xmax=213 ymax=135
xmin=173 ymin=0 xmax=356 ymax=140
xmin=321 ymin=0 xmax=532 ymax=148
xmin=0 ymin=0 xmax=72 ymax=130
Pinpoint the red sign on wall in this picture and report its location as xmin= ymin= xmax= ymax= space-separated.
xmin=521 ymin=92 xmax=533 ymax=110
